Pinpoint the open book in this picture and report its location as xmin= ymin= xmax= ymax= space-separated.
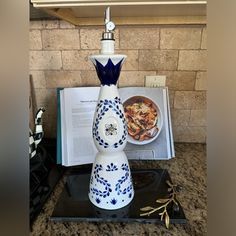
xmin=57 ymin=87 xmax=175 ymax=166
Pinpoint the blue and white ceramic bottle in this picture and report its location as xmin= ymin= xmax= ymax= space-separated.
xmin=88 ymin=7 xmax=134 ymax=210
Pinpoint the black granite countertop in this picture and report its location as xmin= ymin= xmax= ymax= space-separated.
xmin=30 ymin=143 xmax=206 ymax=236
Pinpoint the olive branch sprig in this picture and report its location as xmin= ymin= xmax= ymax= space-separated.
xmin=140 ymin=180 xmax=180 ymax=229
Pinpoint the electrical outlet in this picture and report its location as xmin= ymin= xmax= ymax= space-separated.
xmin=145 ymin=75 xmax=166 ymax=87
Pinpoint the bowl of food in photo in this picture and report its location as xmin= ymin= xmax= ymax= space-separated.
xmin=123 ymin=96 xmax=163 ymax=145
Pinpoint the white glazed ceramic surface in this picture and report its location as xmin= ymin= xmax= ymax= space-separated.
xmin=90 ymin=54 xmax=127 ymax=67
xmin=88 ymin=151 xmax=134 ymax=210
xmin=92 ymin=85 xmax=128 ymax=153
xmin=89 ymin=55 xmax=134 ymax=210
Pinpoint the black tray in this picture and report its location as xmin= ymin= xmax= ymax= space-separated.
xmin=51 ymin=168 xmax=186 ymax=224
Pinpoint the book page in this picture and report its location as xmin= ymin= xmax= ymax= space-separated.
xmin=119 ymin=87 xmax=174 ymax=160
xmin=165 ymin=88 xmax=175 ymax=157
xmin=63 ymin=87 xmax=100 ymax=166
xmin=59 ymin=86 xmax=174 ymax=166
xmin=162 ymin=88 xmax=171 ymax=158
xmin=60 ymin=90 xmax=67 ymax=166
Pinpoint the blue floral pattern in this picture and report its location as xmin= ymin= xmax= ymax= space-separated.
xmin=90 ymin=163 xmax=133 ymax=206
xmin=106 ymin=163 xmax=118 ymax=171
xmin=110 ymin=198 xmax=117 ymax=205
xmin=92 ymin=97 xmax=127 ymax=149
xmin=115 ymin=164 xmax=133 ymax=196
xmin=90 ymin=164 xmax=112 ymax=198
xmin=96 ymin=198 xmax=101 ymax=204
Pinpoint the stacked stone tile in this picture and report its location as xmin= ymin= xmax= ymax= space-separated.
xmin=30 ymin=20 xmax=207 ymax=143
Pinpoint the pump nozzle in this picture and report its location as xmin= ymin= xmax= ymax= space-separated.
xmin=105 ymin=7 xmax=110 ymax=25
xmin=102 ymin=7 xmax=115 ymax=40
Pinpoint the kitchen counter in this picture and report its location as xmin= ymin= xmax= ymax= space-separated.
xmin=30 ymin=143 xmax=206 ymax=236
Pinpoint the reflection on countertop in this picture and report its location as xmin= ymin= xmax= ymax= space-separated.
xmin=30 ymin=143 xmax=206 ymax=236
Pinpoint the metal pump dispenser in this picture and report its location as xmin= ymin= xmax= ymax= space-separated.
xmin=103 ymin=7 xmax=115 ymax=40
xmin=101 ymin=7 xmax=116 ymax=54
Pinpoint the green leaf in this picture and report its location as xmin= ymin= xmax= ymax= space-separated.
xmin=140 ymin=206 xmax=154 ymax=211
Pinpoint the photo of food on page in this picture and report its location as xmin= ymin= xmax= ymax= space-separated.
xmin=119 ymin=87 xmax=174 ymax=160
xmin=123 ymin=96 xmax=163 ymax=145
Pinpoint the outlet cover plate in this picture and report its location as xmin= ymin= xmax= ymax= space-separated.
xmin=145 ymin=75 xmax=166 ymax=87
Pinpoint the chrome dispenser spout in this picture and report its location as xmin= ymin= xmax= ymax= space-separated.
xmin=105 ymin=6 xmax=110 ymax=26
xmin=102 ymin=6 xmax=115 ymax=40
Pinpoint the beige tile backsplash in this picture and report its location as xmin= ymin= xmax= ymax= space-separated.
xmin=178 ymin=50 xmax=207 ymax=71
xmin=120 ymin=27 xmax=160 ymax=49
xmin=30 ymin=20 xmax=207 ymax=143
xmin=160 ymin=28 xmax=202 ymax=49
xmin=42 ymin=29 xmax=81 ymax=50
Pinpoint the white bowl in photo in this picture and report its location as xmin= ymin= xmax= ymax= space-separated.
xmin=123 ymin=96 xmax=163 ymax=145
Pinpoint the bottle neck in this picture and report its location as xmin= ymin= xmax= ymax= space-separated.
xmin=101 ymin=39 xmax=115 ymax=54
xmin=98 ymin=84 xmax=119 ymax=100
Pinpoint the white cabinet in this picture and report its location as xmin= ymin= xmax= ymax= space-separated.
xmin=31 ymin=0 xmax=207 ymax=25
